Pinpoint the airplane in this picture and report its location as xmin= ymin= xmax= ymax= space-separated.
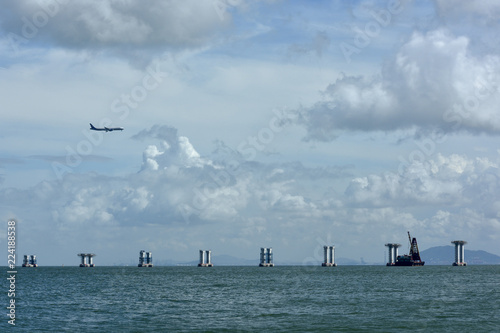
xmin=89 ymin=123 xmax=124 ymax=132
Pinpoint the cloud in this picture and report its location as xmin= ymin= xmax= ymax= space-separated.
xmin=0 ymin=0 xmax=240 ymax=65
xmin=295 ymin=29 xmax=500 ymax=141
xmin=131 ymin=125 xmax=213 ymax=170
xmin=434 ymin=0 xmax=500 ymax=25
xmin=3 ymin=125 xmax=500 ymax=263
xmin=2 ymin=125 xmax=349 ymax=231
xmin=340 ymin=152 xmax=500 ymax=247
xmin=345 ymin=153 xmax=499 ymax=210
xmin=10 ymin=127 xmax=500 ymax=230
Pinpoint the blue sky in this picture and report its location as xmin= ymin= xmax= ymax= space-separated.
xmin=1 ymin=0 xmax=500 ymax=265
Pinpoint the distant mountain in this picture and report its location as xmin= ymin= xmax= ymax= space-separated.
xmin=420 ymin=246 xmax=500 ymax=265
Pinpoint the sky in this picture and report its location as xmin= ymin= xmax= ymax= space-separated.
xmin=1 ymin=0 xmax=500 ymax=266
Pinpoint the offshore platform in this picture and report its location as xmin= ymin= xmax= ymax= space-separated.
xmin=198 ymin=250 xmax=213 ymax=267
xmin=451 ymin=240 xmax=467 ymax=266
xmin=77 ymin=253 xmax=96 ymax=267
xmin=259 ymin=247 xmax=274 ymax=267
xmin=322 ymin=246 xmax=337 ymax=267
xmin=22 ymin=255 xmax=38 ymax=267
xmin=385 ymin=243 xmax=401 ymax=266
xmin=386 ymin=232 xmax=425 ymax=266
xmin=138 ymin=250 xmax=153 ymax=267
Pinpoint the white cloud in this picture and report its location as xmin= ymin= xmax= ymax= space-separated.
xmin=345 ymin=153 xmax=500 ymax=211
xmin=142 ymin=145 xmax=163 ymax=171
xmin=0 ymin=0 xmax=241 ymax=65
xmin=296 ymin=29 xmax=500 ymax=141
xmin=133 ymin=125 xmax=214 ymax=171
xmin=4 ymin=124 xmax=500 ymax=263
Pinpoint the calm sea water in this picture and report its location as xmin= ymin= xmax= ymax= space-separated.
xmin=2 ymin=265 xmax=499 ymax=332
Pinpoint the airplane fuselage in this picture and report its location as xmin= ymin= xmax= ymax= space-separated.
xmin=90 ymin=123 xmax=123 ymax=132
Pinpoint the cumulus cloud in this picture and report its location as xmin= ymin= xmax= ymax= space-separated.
xmin=345 ymin=153 xmax=499 ymax=210
xmin=296 ymin=29 xmax=500 ymax=141
xmin=2 ymin=125 xmax=350 ymax=235
xmin=340 ymin=152 xmax=500 ymax=247
xmin=16 ymin=125 xmax=332 ymax=232
xmin=132 ymin=125 xmax=213 ymax=170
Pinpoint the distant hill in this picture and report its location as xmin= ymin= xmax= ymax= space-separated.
xmin=420 ymin=246 xmax=500 ymax=265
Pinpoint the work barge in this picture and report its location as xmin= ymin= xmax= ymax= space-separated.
xmin=386 ymin=232 xmax=425 ymax=266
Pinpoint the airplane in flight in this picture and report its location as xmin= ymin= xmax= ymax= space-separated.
xmin=89 ymin=123 xmax=124 ymax=132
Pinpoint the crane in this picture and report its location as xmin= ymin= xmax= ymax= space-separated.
xmin=408 ymin=231 xmax=422 ymax=262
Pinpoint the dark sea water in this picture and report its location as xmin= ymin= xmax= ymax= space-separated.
xmin=2 ymin=265 xmax=499 ymax=332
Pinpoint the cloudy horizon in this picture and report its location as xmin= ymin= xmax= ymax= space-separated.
xmin=1 ymin=0 xmax=500 ymax=266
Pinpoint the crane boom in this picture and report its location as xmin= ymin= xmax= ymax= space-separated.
xmin=391 ymin=231 xmax=425 ymax=266
xmin=407 ymin=231 xmax=422 ymax=261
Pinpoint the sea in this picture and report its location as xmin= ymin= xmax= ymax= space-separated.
xmin=3 ymin=265 xmax=499 ymax=332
